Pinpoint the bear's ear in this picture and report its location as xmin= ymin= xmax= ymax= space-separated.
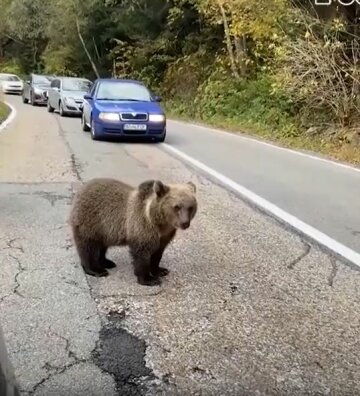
xmin=153 ymin=180 xmax=169 ymax=198
xmin=187 ymin=181 xmax=196 ymax=193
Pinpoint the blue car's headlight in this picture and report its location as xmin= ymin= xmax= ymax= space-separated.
xmin=149 ymin=114 xmax=165 ymax=122
xmin=99 ymin=112 xmax=120 ymax=121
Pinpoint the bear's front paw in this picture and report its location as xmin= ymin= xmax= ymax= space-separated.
xmin=152 ymin=267 xmax=169 ymax=277
xmin=137 ymin=274 xmax=161 ymax=286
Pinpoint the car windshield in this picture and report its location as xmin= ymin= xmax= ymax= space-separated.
xmin=0 ymin=74 xmax=20 ymax=81
xmin=62 ymin=78 xmax=91 ymax=92
xmin=33 ymin=75 xmax=52 ymax=85
xmin=96 ymin=81 xmax=151 ymax=101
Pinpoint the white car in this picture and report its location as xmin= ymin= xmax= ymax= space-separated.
xmin=0 ymin=73 xmax=24 ymax=95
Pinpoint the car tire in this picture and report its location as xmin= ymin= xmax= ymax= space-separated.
xmin=90 ymin=119 xmax=99 ymax=140
xmin=47 ymin=101 xmax=54 ymax=113
xmin=155 ymin=133 xmax=166 ymax=143
xmin=59 ymin=102 xmax=66 ymax=117
xmin=22 ymin=94 xmax=28 ymax=104
xmin=30 ymin=92 xmax=36 ymax=106
xmin=81 ymin=112 xmax=90 ymax=132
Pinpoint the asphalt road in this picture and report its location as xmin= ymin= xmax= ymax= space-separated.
xmin=1 ymin=95 xmax=360 ymax=395
xmin=166 ymin=120 xmax=360 ymax=254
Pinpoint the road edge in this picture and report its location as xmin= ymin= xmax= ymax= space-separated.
xmin=0 ymin=101 xmax=16 ymax=133
xmin=162 ymin=143 xmax=360 ymax=270
xmin=168 ymin=118 xmax=360 ymax=174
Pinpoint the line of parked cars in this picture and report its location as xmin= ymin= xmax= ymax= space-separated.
xmin=0 ymin=72 xmax=167 ymax=142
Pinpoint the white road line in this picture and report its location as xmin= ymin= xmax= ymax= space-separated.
xmin=0 ymin=101 xmax=16 ymax=133
xmin=169 ymin=119 xmax=360 ymax=174
xmin=163 ymin=143 xmax=360 ymax=268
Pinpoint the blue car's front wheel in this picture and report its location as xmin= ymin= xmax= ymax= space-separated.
xmin=90 ymin=119 xmax=99 ymax=141
xmin=155 ymin=131 xmax=166 ymax=143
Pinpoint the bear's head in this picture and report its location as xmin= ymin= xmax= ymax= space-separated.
xmin=147 ymin=180 xmax=198 ymax=230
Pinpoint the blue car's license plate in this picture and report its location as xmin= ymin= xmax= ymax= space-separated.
xmin=123 ymin=124 xmax=147 ymax=131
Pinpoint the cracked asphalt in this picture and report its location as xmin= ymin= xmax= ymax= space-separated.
xmin=0 ymin=96 xmax=360 ymax=395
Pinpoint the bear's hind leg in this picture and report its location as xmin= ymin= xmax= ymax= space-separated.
xmin=73 ymin=234 xmax=109 ymax=277
xmin=83 ymin=241 xmax=109 ymax=277
xmin=82 ymin=241 xmax=109 ymax=277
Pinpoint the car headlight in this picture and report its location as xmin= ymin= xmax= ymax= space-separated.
xmin=99 ymin=112 xmax=119 ymax=121
xmin=64 ymin=97 xmax=75 ymax=104
xmin=149 ymin=114 xmax=165 ymax=122
xmin=34 ymin=87 xmax=42 ymax=94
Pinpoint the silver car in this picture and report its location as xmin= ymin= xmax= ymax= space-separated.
xmin=22 ymin=74 xmax=54 ymax=105
xmin=0 ymin=73 xmax=24 ymax=95
xmin=47 ymin=77 xmax=92 ymax=117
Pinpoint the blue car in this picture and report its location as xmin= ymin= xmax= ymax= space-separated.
xmin=81 ymin=78 xmax=166 ymax=142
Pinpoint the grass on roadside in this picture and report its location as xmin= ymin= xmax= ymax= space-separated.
xmin=165 ymin=107 xmax=360 ymax=166
xmin=0 ymin=99 xmax=10 ymax=125
xmin=163 ymin=74 xmax=360 ymax=166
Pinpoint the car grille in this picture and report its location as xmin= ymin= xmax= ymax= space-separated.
xmin=120 ymin=112 xmax=148 ymax=121
xmin=103 ymin=127 xmax=163 ymax=135
xmin=34 ymin=91 xmax=47 ymax=100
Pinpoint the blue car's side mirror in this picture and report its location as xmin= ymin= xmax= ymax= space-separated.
xmin=153 ymin=95 xmax=162 ymax=102
xmin=84 ymin=93 xmax=92 ymax=100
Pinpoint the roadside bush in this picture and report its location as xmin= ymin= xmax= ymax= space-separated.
xmin=0 ymin=101 xmax=10 ymax=124
xmin=275 ymin=12 xmax=360 ymax=129
xmin=42 ymin=46 xmax=79 ymax=77
xmin=162 ymin=52 xmax=213 ymax=102
xmin=0 ymin=60 xmax=25 ymax=79
xmin=170 ymin=73 xmax=298 ymax=138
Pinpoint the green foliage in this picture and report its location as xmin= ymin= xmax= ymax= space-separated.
xmin=0 ymin=59 xmax=25 ymax=78
xmin=162 ymin=52 xmax=213 ymax=100
xmin=41 ymin=46 xmax=79 ymax=77
xmin=167 ymin=74 xmax=298 ymax=138
xmin=1 ymin=0 xmax=360 ymax=154
xmin=0 ymin=101 xmax=10 ymax=124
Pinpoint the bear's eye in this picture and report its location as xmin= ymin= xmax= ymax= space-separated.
xmin=174 ymin=205 xmax=181 ymax=211
xmin=188 ymin=206 xmax=194 ymax=212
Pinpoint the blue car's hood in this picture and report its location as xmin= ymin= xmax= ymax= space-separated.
xmin=95 ymin=100 xmax=164 ymax=114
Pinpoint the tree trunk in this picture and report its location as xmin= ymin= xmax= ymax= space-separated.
xmin=112 ymin=58 xmax=116 ymax=78
xmin=217 ymin=0 xmax=240 ymax=80
xmin=234 ymin=35 xmax=247 ymax=77
xmin=76 ymin=17 xmax=100 ymax=78
xmin=0 ymin=38 xmax=12 ymax=58
xmin=33 ymin=40 xmax=38 ymax=72
xmin=92 ymin=36 xmax=101 ymax=61
xmin=351 ymin=5 xmax=360 ymax=96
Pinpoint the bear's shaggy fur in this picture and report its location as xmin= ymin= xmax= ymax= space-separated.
xmin=69 ymin=178 xmax=197 ymax=286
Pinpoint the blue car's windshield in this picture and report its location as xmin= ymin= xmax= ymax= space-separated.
xmin=62 ymin=78 xmax=92 ymax=92
xmin=96 ymin=81 xmax=152 ymax=102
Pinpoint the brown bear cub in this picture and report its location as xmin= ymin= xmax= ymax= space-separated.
xmin=69 ymin=178 xmax=197 ymax=286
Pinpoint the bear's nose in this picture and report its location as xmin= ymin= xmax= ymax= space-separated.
xmin=180 ymin=221 xmax=190 ymax=229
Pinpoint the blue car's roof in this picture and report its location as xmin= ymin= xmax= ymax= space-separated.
xmin=93 ymin=78 xmax=144 ymax=85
